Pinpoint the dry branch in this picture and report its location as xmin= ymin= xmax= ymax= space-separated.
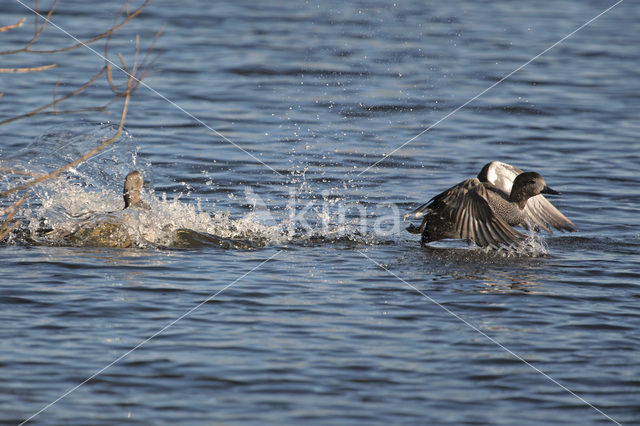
xmin=0 ymin=71 xmax=134 ymax=199
xmin=0 ymin=67 xmax=106 ymax=126
xmin=0 ymin=167 xmax=45 ymax=177
xmin=0 ymin=1 xmax=160 ymax=242
xmin=0 ymin=0 xmax=152 ymax=55
xmin=0 ymin=63 xmax=57 ymax=73
xmin=0 ymin=17 xmax=26 ymax=33
xmin=0 ymin=192 xmax=29 ymax=241
xmin=1 ymin=1 xmax=160 ymax=126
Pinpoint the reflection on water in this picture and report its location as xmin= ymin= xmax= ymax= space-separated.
xmin=399 ymin=244 xmax=549 ymax=294
xmin=6 ymin=244 xmax=178 ymax=269
xmin=474 ymin=271 xmax=546 ymax=295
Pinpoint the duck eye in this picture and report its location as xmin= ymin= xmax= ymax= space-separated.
xmin=528 ymin=180 xmax=535 ymax=185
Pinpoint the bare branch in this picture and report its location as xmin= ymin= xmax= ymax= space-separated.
xmin=0 ymin=17 xmax=26 ymax=33
xmin=0 ymin=67 xmax=106 ymax=126
xmin=0 ymin=167 xmax=45 ymax=178
xmin=0 ymin=63 xmax=57 ymax=73
xmin=1 ymin=192 xmax=29 ymax=217
xmin=0 ymin=192 xmax=29 ymax=241
xmin=1 ymin=1 xmax=161 ymax=127
xmin=31 ymin=0 xmax=151 ymax=54
xmin=0 ymin=0 xmax=160 ymax=235
xmin=34 ymin=0 xmax=39 ymax=34
xmin=141 ymin=22 xmax=166 ymax=69
xmin=25 ymin=0 xmax=59 ymax=51
xmin=0 ymin=0 xmax=151 ymax=56
xmin=0 ymin=73 xmax=135 ymax=199
xmin=0 ymin=221 xmax=21 ymax=241
xmin=106 ymin=22 xmax=163 ymax=95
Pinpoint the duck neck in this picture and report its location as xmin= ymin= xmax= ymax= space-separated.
xmin=509 ymin=191 xmax=528 ymax=210
xmin=123 ymin=191 xmax=140 ymax=209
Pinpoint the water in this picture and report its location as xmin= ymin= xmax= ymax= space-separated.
xmin=1 ymin=0 xmax=639 ymax=424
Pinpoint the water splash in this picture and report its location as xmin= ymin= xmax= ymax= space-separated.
xmin=483 ymin=229 xmax=549 ymax=258
xmin=17 ymin=178 xmax=384 ymax=249
xmin=2 ymin=123 xmax=384 ymax=249
xmin=424 ymin=229 xmax=549 ymax=258
xmin=2 ymin=123 xmax=548 ymax=253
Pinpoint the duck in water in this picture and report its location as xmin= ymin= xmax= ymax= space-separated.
xmin=122 ymin=170 xmax=149 ymax=210
xmin=406 ymin=161 xmax=577 ymax=248
xmin=40 ymin=170 xmax=150 ymax=247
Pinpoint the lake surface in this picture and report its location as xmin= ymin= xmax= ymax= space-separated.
xmin=1 ymin=0 xmax=639 ymax=424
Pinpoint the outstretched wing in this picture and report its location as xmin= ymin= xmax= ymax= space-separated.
xmin=406 ymin=178 xmax=525 ymax=247
xmin=451 ymin=184 xmax=526 ymax=247
xmin=477 ymin=161 xmax=523 ymax=193
xmin=523 ymin=194 xmax=577 ymax=233
xmin=405 ymin=178 xmax=480 ymax=220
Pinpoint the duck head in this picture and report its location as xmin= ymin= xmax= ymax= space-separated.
xmin=123 ymin=170 xmax=145 ymax=209
xmin=510 ymin=171 xmax=560 ymax=208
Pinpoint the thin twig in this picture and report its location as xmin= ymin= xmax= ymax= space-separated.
xmin=30 ymin=0 xmax=151 ymax=54
xmin=141 ymin=23 xmax=166 ymax=68
xmin=34 ymin=0 xmax=39 ymax=34
xmin=0 ymin=221 xmax=20 ymax=241
xmin=27 ymin=92 xmax=127 ymax=117
xmin=0 ymin=63 xmax=57 ymax=73
xmin=53 ymin=79 xmax=61 ymax=113
xmin=0 ymin=166 xmax=45 ymax=177
xmin=0 ymin=67 xmax=106 ymax=126
xmin=104 ymin=28 xmax=120 ymax=94
xmin=1 ymin=192 xmax=29 ymax=217
xmin=0 ymin=73 xmax=134 ymax=199
xmin=0 ymin=17 xmax=26 ymax=32
xmin=25 ymin=0 xmax=59 ymax=50
xmin=0 ymin=0 xmax=150 ymax=55
xmin=105 ymin=22 xmax=163 ymax=95
xmin=0 ymin=192 xmax=30 ymax=240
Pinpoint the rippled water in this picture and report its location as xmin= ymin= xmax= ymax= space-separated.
xmin=1 ymin=0 xmax=639 ymax=424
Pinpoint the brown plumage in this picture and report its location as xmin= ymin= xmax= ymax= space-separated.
xmin=123 ymin=170 xmax=149 ymax=209
xmin=406 ymin=161 xmax=577 ymax=248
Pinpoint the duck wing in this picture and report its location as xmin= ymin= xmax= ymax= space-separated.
xmin=407 ymin=178 xmax=525 ymax=247
xmin=523 ymin=194 xmax=577 ymax=233
xmin=477 ymin=161 xmax=523 ymax=193
xmin=405 ymin=178 xmax=479 ymax=220
xmin=405 ymin=178 xmax=478 ymax=234
xmin=408 ymin=161 xmax=523 ymax=220
xmin=450 ymin=183 xmax=526 ymax=247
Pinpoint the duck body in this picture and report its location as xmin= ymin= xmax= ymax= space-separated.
xmin=407 ymin=162 xmax=577 ymax=248
xmin=63 ymin=214 xmax=134 ymax=247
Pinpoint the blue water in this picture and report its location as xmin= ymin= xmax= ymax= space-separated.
xmin=1 ymin=0 xmax=639 ymax=424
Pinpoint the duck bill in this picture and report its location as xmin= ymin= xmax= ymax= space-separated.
xmin=541 ymin=186 xmax=561 ymax=195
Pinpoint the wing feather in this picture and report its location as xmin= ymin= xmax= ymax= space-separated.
xmin=524 ymin=194 xmax=577 ymax=233
xmin=406 ymin=178 xmax=480 ymax=219
xmin=449 ymin=184 xmax=525 ymax=247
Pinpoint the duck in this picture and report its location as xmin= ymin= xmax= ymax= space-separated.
xmin=73 ymin=170 xmax=150 ymax=246
xmin=406 ymin=161 xmax=577 ymax=248
xmin=38 ymin=170 xmax=149 ymax=247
